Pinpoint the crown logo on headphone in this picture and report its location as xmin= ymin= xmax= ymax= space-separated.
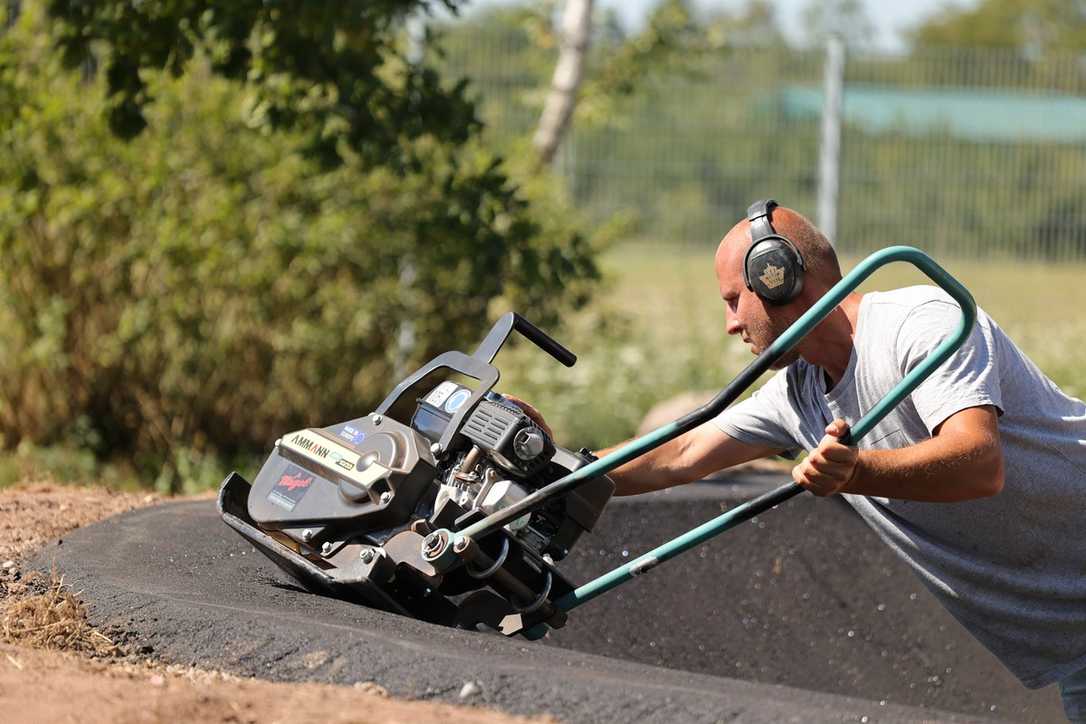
xmin=759 ymin=263 xmax=786 ymax=290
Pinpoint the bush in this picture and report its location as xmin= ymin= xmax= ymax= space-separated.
xmin=0 ymin=7 xmax=600 ymax=491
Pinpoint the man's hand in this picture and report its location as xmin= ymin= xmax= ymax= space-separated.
xmin=501 ymin=394 xmax=554 ymax=439
xmin=792 ymin=419 xmax=858 ymax=497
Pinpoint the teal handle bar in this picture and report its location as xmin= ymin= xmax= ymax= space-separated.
xmin=550 ymin=245 xmax=976 ymax=614
xmin=452 ymin=246 xmax=974 ymax=552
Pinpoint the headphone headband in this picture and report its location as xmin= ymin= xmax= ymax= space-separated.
xmin=746 ymin=199 xmax=779 ymax=244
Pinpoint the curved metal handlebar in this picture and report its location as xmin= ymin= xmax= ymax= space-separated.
xmin=452 ymin=246 xmax=975 ymax=551
xmin=551 ymin=246 xmax=977 ymax=613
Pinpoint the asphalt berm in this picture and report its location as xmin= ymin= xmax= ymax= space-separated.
xmin=33 ymin=474 xmax=1062 ymax=722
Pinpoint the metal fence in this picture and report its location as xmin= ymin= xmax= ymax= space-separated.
xmin=445 ymin=33 xmax=1086 ymax=261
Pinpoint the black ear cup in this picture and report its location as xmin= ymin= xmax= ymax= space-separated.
xmin=743 ymin=199 xmax=806 ymax=305
xmin=745 ymin=238 xmax=804 ymax=304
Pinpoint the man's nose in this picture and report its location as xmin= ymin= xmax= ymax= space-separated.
xmin=725 ymin=311 xmax=742 ymax=336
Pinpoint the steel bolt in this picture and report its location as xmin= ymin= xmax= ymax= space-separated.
xmin=320 ymin=542 xmax=334 ymax=556
xmin=379 ymin=491 xmax=393 ymax=505
xmin=359 ymin=547 xmax=375 ymax=564
xmin=453 ymin=536 xmax=471 ymax=554
xmin=301 ymin=529 xmax=314 ymax=542
xmin=370 ymin=413 xmax=383 ymax=425
xmin=430 ymin=442 xmax=442 ymax=457
xmin=423 ymin=530 xmax=448 ymax=558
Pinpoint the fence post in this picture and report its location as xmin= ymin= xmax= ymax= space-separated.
xmin=818 ymin=34 xmax=845 ymax=246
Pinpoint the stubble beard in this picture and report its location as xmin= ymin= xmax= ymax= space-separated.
xmin=749 ymin=315 xmax=802 ymax=370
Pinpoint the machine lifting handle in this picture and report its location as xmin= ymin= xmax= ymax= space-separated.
xmin=473 ymin=312 xmax=577 ymax=368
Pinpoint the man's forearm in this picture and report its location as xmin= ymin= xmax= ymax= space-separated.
xmin=595 ymin=423 xmax=780 ymax=496
xmin=594 ymin=436 xmax=701 ymax=496
xmin=844 ymin=432 xmax=1003 ymax=502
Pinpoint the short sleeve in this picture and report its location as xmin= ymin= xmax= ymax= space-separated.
xmin=712 ymin=368 xmax=803 ymax=458
xmin=895 ymin=300 xmax=1004 ymax=435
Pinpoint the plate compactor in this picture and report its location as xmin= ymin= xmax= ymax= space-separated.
xmin=220 ymin=246 xmax=976 ymax=640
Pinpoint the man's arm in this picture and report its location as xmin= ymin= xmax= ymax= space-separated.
xmin=505 ymin=394 xmax=785 ymax=496
xmin=794 ymin=405 xmax=1003 ymax=502
xmin=597 ymin=422 xmax=782 ymax=496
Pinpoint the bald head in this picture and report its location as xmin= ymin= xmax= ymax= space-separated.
xmin=716 ymin=205 xmax=842 ymax=289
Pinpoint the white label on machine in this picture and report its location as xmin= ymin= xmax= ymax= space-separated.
xmin=280 ymin=429 xmax=391 ymax=491
xmin=425 ymin=381 xmax=459 ymax=408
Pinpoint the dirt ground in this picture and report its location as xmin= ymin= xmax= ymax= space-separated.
xmin=0 ymin=483 xmax=543 ymax=724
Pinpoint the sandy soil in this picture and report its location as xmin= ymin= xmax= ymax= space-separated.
xmin=0 ymin=483 xmax=164 ymax=563
xmin=0 ymin=483 xmax=543 ymax=724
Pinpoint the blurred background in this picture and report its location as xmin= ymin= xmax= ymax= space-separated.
xmin=1 ymin=0 xmax=1084 ymax=492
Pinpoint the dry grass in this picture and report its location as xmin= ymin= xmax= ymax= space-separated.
xmin=0 ymin=482 xmax=167 ymax=658
xmin=1 ymin=567 xmax=116 ymax=656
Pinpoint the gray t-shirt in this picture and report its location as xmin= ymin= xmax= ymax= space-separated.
xmin=713 ymin=285 xmax=1086 ymax=688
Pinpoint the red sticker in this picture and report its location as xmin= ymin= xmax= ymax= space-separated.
xmin=277 ymin=471 xmax=313 ymax=491
xmin=268 ymin=463 xmax=317 ymax=511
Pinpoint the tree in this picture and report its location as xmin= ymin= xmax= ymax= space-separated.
xmin=910 ymin=0 xmax=1086 ymax=58
xmin=718 ymin=0 xmax=784 ymax=46
xmin=1 ymin=3 xmax=601 ymax=490
xmin=518 ymin=0 xmax=727 ymax=168
xmin=533 ymin=0 xmax=594 ymax=167
xmin=44 ymin=0 xmax=481 ymax=170
xmin=585 ymin=0 xmax=713 ymax=98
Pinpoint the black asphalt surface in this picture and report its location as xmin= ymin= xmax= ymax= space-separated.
xmin=32 ymin=476 xmax=1059 ymax=722
xmin=550 ymin=481 xmax=1062 ymax=722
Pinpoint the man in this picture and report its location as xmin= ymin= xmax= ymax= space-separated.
xmin=522 ymin=201 xmax=1086 ymax=720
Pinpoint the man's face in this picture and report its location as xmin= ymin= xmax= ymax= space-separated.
xmin=715 ymin=236 xmax=802 ymax=369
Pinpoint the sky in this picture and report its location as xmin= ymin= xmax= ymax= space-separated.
xmin=464 ymin=0 xmax=979 ymax=53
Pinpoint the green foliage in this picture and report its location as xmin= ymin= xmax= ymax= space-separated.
xmin=44 ymin=0 xmax=477 ymax=171
xmin=438 ymin=3 xmax=1086 ymax=260
xmin=0 ymin=6 xmax=600 ymax=491
xmin=910 ymin=0 xmax=1086 ymax=56
xmin=582 ymin=0 xmax=717 ymax=100
xmin=439 ymin=0 xmax=737 ymax=134
xmin=437 ymin=2 xmax=820 ymax=245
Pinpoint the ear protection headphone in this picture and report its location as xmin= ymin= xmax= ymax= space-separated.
xmin=743 ymin=199 xmax=806 ymax=305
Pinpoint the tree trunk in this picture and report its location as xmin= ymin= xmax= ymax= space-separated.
xmin=533 ymin=0 xmax=593 ymax=168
